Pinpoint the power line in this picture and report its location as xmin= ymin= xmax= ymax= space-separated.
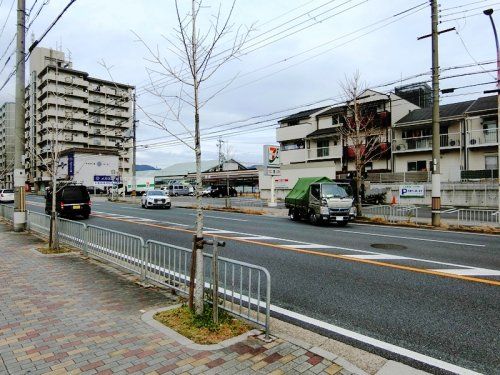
xmin=0 ymin=0 xmax=15 ymax=41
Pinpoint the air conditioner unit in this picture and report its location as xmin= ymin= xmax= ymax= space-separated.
xmin=95 ymin=129 xmax=101 ymax=134
xmin=449 ymin=140 xmax=456 ymax=146
xmin=470 ymin=139 xmax=477 ymax=145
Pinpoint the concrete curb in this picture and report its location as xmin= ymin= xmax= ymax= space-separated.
xmin=141 ymin=304 xmax=261 ymax=351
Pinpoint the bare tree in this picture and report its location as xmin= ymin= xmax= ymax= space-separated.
xmin=135 ymin=0 xmax=251 ymax=315
xmin=339 ymin=73 xmax=390 ymax=216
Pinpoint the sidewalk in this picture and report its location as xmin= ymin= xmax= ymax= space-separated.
xmin=0 ymin=225 xmax=360 ymax=375
xmin=0 ymin=224 xmax=430 ymax=375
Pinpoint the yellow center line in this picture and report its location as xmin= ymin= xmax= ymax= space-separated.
xmin=90 ymin=213 xmax=500 ymax=287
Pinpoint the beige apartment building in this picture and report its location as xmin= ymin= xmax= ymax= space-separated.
xmin=25 ymin=47 xmax=135 ymax=191
xmin=0 ymin=102 xmax=15 ymax=188
xmin=263 ymin=89 xmax=418 ymax=197
xmin=393 ymin=96 xmax=498 ymax=182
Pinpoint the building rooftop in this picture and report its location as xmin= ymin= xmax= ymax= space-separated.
xmin=465 ymin=95 xmax=497 ymax=114
xmin=396 ymin=100 xmax=475 ymax=125
xmin=278 ymin=106 xmax=329 ymax=124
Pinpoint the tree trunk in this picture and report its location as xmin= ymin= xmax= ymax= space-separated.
xmin=49 ymin=173 xmax=58 ymax=250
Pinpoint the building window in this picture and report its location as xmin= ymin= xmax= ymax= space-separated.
xmin=483 ymin=119 xmax=498 ymax=143
xmin=281 ymin=140 xmax=305 ymax=151
xmin=402 ymin=128 xmax=431 ymax=139
xmin=407 ymin=160 xmax=427 ymax=171
xmin=365 ymin=162 xmax=373 ymax=171
xmin=316 ymin=139 xmax=329 ymax=158
xmin=485 ymin=155 xmax=498 ymax=171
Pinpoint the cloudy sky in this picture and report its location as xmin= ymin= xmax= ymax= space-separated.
xmin=0 ymin=0 xmax=497 ymax=168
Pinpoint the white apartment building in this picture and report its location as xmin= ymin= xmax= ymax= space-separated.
xmin=25 ymin=47 xmax=135 ymax=191
xmin=261 ymin=89 xmax=418 ymax=197
xmin=393 ymin=96 xmax=498 ymax=182
xmin=0 ymin=102 xmax=15 ymax=188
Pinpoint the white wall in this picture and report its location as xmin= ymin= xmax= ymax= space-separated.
xmin=58 ymin=153 xmax=119 ymax=187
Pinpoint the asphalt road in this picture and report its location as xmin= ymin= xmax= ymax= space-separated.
xmin=25 ymin=196 xmax=500 ymax=374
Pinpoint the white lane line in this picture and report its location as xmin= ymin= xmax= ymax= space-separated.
xmin=204 ymin=230 xmax=236 ymax=234
xmin=335 ymin=229 xmax=485 ymax=247
xmin=344 ymin=254 xmax=407 ymax=260
xmin=432 ymin=268 xmax=500 ymax=276
xmin=270 ymin=305 xmax=482 ymax=375
xmin=349 ymin=222 xmax=500 ymax=237
xmin=232 ymin=236 xmax=276 ymax=240
xmin=188 ymin=213 xmax=248 ymax=222
xmin=281 ymin=244 xmax=335 ymax=249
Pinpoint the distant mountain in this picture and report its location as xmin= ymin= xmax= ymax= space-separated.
xmin=136 ymin=164 xmax=160 ymax=171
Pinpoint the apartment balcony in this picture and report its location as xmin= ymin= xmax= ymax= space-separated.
xmin=41 ymin=72 xmax=88 ymax=88
xmin=392 ymin=133 xmax=461 ymax=153
xmin=276 ymin=123 xmax=313 ymax=142
xmin=306 ymin=146 xmax=342 ymax=161
xmin=280 ymin=149 xmax=306 ymax=164
xmin=466 ymin=128 xmax=498 ymax=147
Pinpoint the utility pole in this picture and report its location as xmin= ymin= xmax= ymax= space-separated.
xmin=430 ymin=0 xmax=441 ymax=226
xmin=217 ymin=136 xmax=224 ymax=171
xmin=418 ymin=1 xmax=455 ymax=226
xmin=483 ymin=9 xmax=500 ymax=216
xmin=13 ymin=0 xmax=26 ymax=232
xmin=132 ymin=92 xmax=137 ymax=200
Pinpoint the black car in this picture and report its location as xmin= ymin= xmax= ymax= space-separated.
xmin=206 ymin=185 xmax=238 ymax=198
xmin=45 ymin=185 xmax=91 ymax=219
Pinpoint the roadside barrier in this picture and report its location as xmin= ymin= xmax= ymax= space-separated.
xmin=363 ymin=204 xmax=419 ymax=223
xmin=0 ymin=207 xmax=271 ymax=336
xmin=457 ymin=209 xmax=499 ymax=227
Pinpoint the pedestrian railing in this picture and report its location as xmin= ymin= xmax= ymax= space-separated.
xmin=202 ymin=251 xmax=271 ymax=332
xmin=87 ymin=225 xmax=145 ymax=276
xmin=145 ymin=240 xmax=192 ymax=295
xmin=0 ymin=204 xmax=14 ymax=223
xmin=363 ymin=204 xmax=418 ymax=223
xmin=15 ymin=210 xmax=271 ymax=335
xmin=457 ymin=209 xmax=499 ymax=227
xmin=27 ymin=210 xmax=51 ymax=237
xmin=58 ymin=218 xmax=86 ymax=250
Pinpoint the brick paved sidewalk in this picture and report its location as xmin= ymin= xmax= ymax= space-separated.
xmin=0 ymin=225 xmax=356 ymax=375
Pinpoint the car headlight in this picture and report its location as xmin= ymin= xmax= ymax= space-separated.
xmin=320 ymin=206 xmax=329 ymax=215
xmin=350 ymin=206 xmax=356 ymax=215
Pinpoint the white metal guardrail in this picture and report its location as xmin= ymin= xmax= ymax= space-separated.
xmin=0 ymin=204 xmax=14 ymax=223
xmin=1 ymin=208 xmax=271 ymax=335
xmin=457 ymin=209 xmax=500 ymax=227
xmin=363 ymin=204 xmax=419 ymax=223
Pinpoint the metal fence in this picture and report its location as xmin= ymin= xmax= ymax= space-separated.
xmin=27 ymin=210 xmax=51 ymax=237
xmin=457 ymin=209 xmax=500 ymax=227
xmin=87 ymin=225 xmax=145 ymax=276
xmin=0 ymin=204 xmax=14 ymax=222
xmin=363 ymin=204 xmax=419 ymax=223
xmin=8 ymin=209 xmax=271 ymax=335
xmin=172 ymin=196 xmax=285 ymax=209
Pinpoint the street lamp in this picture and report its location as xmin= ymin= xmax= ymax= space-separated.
xmin=483 ymin=8 xmax=500 ymax=216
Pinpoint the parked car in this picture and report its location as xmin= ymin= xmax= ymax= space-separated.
xmin=203 ymin=185 xmax=238 ymax=198
xmin=45 ymin=185 xmax=91 ymax=219
xmin=0 ymin=189 xmax=14 ymax=203
xmin=166 ymin=184 xmax=191 ymax=196
xmin=141 ymin=190 xmax=171 ymax=209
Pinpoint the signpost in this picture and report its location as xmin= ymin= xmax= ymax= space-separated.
xmin=399 ymin=185 xmax=425 ymax=198
xmin=263 ymin=145 xmax=281 ymax=207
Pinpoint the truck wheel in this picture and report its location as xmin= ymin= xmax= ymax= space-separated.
xmin=290 ymin=209 xmax=300 ymax=221
xmin=337 ymin=221 xmax=348 ymax=227
xmin=309 ymin=212 xmax=320 ymax=225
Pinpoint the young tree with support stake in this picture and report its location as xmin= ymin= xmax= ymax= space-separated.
xmin=134 ymin=0 xmax=251 ymax=315
xmin=339 ymin=73 xmax=390 ymax=217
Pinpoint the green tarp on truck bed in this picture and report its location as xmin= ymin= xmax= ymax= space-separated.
xmin=285 ymin=177 xmax=332 ymax=206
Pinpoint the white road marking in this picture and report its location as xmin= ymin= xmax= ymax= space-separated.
xmin=335 ymin=229 xmax=485 ymax=247
xmin=270 ymin=305 xmax=482 ymax=375
xmin=281 ymin=244 xmax=335 ymax=249
xmin=344 ymin=254 xmax=407 ymax=260
xmin=188 ymin=213 xmax=248 ymax=222
xmin=232 ymin=236 xmax=276 ymax=240
xmin=350 ymin=222 xmax=500 ymax=237
xmin=432 ymin=268 xmax=500 ymax=276
xmin=204 ymin=230 xmax=236 ymax=234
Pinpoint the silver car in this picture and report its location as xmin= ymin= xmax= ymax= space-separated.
xmin=141 ymin=190 xmax=171 ymax=209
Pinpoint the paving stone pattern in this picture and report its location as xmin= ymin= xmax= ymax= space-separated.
xmin=0 ymin=226 xmax=352 ymax=374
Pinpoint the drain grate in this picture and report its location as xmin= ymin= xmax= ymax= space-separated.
xmin=371 ymin=243 xmax=407 ymax=250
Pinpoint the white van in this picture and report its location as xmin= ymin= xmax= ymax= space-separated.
xmin=167 ymin=184 xmax=191 ymax=196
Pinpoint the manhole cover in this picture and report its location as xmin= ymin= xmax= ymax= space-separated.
xmin=371 ymin=243 xmax=407 ymax=250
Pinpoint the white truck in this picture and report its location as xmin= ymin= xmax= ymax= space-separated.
xmin=111 ymin=177 xmax=155 ymax=196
